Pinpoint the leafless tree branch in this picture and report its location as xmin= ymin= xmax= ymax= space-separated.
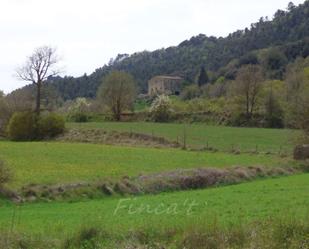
xmin=15 ymin=46 xmax=60 ymax=114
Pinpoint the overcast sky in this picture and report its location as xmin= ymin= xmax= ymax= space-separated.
xmin=0 ymin=0 xmax=305 ymax=93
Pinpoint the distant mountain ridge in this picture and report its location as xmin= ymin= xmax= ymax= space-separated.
xmin=16 ymin=1 xmax=309 ymax=100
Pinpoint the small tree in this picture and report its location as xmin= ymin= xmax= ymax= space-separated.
xmin=149 ymin=95 xmax=172 ymax=122
xmin=16 ymin=46 xmax=60 ymax=115
xmin=235 ymin=65 xmax=264 ymax=119
xmin=285 ymin=58 xmax=309 ymax=128
xmin=68 ymin=98 xmax=90 ymax=122
xmin=264 ymin=82 xmax=284 ymax=128
xmin=97 ymin=71 xmax=136 ymax=121
xmin=260 ymin=48 xmax=288 ymax=79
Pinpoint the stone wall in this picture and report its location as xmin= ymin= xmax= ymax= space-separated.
xmin=148 ymin=76 xmax=182 ymax=96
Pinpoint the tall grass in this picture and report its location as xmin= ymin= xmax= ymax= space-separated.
xmin=1 ymin=216 xmax=308 ymax=249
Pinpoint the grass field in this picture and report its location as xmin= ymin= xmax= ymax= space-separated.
xmin=0 ymin=174 xmax=308 ymax=239
xmin=0 ymin=123 xmax=305 ymax=248
xmin=0 ymin=141 xmax=290 ymax=189
xmin=68 ymin=122 xmax=299 ymax=153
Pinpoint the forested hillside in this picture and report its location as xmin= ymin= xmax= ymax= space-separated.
xmin=18 ymin=1 xmax=309 ymax=100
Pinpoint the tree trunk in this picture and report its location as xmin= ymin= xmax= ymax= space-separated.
xmin=36 ymin=82 xmax=41 ymax=115
xmin=115 ymin=99 xmax=121 ymax=121
xmin=246 ymin=92 xmax=250 ymax=119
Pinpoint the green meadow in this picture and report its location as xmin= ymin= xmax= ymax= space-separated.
xmin=68 ymin=122 xmax=298 ymax=153
xmin=0 ymin=174 xmax=308 ymax=238
xmin=0 ymin=141 xmax=290 ymax=189
xmin=0 ymin=124 xmax=306 ymax=248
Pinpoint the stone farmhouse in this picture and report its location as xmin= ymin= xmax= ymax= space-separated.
xmin=148 ymin=76 xmax=183 ymax=96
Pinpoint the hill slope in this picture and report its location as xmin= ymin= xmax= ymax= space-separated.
xmin=14 ymin=1 xmax=309 ymax=100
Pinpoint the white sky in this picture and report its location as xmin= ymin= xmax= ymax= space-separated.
xmin=0 ymin=0 xmax=305 ymax=94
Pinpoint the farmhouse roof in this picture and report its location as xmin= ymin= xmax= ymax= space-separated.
xmin=151 ymin=75 xmax=183 ymax=80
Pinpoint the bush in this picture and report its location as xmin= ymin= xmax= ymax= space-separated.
xmin=180 ymin=84 xmax=201 ymax=100
xmin=7 ymin=112 xmax=37 ymax=141
xmin=149 ymin=95 xmax=172 ymax=122
xmin=38 ymin=113 xmax=65 ymax=138
xmin=228 ymin=113 xmax=266 ymax=127
xmin=68 ymin=113 xmax=89 ymax=123
xmin=68 ymin=98 xmax=90 ymax=123
xmin=7 ymin=112 xmax=65 ymax=141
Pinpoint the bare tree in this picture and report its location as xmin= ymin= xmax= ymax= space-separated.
xmin=16 ymin=46 xmax=60 ymax=115
xmin=235 ymin=65 xmax=264 ymax=118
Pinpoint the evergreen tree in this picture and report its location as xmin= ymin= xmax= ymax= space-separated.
xmin=198 ymin=66 xmax=209 ymax=87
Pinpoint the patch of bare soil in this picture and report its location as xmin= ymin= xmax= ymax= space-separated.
xmin=55 ymin=128 xmax=181 ymax=148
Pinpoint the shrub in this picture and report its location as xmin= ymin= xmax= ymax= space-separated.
xmin=7 ymin=112 xmax=65 ymax=141
xmin=63 ymin=227 xmax=105 ymax=249
xmin=68 ymin=113 xmax=89 ymax=123
xmin=38 ymin=113 xmax=65 ymax=138
xmin=7 ymin=112 xmax=37 ymax=141
xmin=228 ymin=113 xmax=266 ymax=127
xmin=149 ymin=95 xmax=172 ymax=122
xmin=68 ymin=98 xmax=90 ymax=122
xmin=180 ymin=84 xmax=201 ymax=100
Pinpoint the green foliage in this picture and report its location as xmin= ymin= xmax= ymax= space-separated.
xmin=180 ymin=84 xmax=201 ymax=100
xmin=63 ymin=227 xmax=102 ymax=249
xmin=197 ymin=66 xmax=209 ymax=87
xmin=7 ymin=112 xmax=65 ymax=141
xmin=97 ymin=71 xmax=136 ymax=121
xmin=38 ymin=113 xmax=65 ymax=138
xmin=260 ymin=48 xmax=288 ymax=79
xmin=234 ymin=64 xmax=264 ymax=118
xmin=228 ymin=113 xmax=265 ymax=127
xmin=238 ymin=52 xmax=259 ymax=66
xmin=264 ymin=88 xmax=284 ymax=128
xmin=68 ymin=113 xmax=88 ymax=123
xmin=134 ymin=98 xmax=150 ymax=112
xmin=285 ymin=58 xmax=309 ymax=128
xmin=45 ymin=1 xmax=309 ymax=100
xmin=7 ymin=112 xmax=38 ymax=141
xmin=68 ymin=98 xmax=90 ymax=122
xmin=149 ymin=95 xmax=172 ymax=122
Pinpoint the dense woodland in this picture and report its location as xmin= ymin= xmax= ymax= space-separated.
xmin=32 ymin=0 xmax=309 ymax=100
